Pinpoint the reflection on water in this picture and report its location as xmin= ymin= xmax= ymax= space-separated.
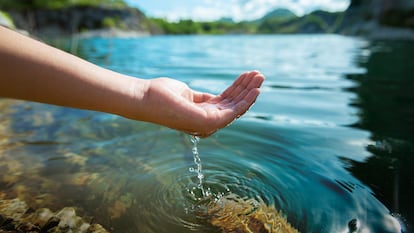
xmin=0 ymin=35 xmax=412 ymax=232
xmin=345 ymin=39 xmax=414 ymax=232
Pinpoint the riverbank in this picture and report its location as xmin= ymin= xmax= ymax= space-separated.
xmin=74 ymin=28 xmax=150 ymax=38
xmin=342 ymin=20 xmax=414 ymax=40
xmin=0 ymin=5 xmax=160 ymax=38
xmin=1 ymin=3 xmax=414 ymax=40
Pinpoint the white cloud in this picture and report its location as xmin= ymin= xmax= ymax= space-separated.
xmin=127 ymin=0 xmax=350 ymax=22
xmin=191 ymin=6 xmax=228 ymax=21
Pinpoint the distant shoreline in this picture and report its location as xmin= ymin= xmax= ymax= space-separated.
xmin=74 ymin=28 xmax=150 ymax=38
xmin=342 ymin=20 xmax=414 ymax=41
xmin=2 ymin=6 xmax=414 ymax=41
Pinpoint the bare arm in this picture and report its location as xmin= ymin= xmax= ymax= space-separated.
xmin=0 ymin=26 xmax=264 ymax=137
xmin=0 ymin=26 xmax=142 ymax=117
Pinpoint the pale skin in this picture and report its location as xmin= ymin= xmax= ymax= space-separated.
xmin=0 ymin=26 xmax=264 ymax=137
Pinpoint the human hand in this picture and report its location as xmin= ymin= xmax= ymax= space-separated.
xmin=142 ymin=71 xmax=264 ymax=137
xmin=0 ymin=26 xmax=264 ymax=135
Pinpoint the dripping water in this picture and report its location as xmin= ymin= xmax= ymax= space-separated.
xmin=189 ymin=135 xmax=207 ymax=197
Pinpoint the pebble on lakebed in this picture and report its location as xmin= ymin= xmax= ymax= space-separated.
xmin=0 ymin=198 xmax=109 ymax=233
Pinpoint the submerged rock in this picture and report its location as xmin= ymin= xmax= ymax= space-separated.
xmin=206 ymin=194 xmax=300 ymax=233
xmin=0 ymin=198 xmax=109 ymax=233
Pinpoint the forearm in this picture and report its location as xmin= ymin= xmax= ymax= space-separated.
xmin=0 ymin=26 xmax=146 ymax=118
xmin=0 ymin=26 xmax=264 ymax=136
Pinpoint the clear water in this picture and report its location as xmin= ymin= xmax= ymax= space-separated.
xmin=189 ymin=136 xmax=203 ymax=187
xmin=1 ymin=35 xmax=413 ymax=233
xmin=188 ymin=135 xmax=208 ymax=199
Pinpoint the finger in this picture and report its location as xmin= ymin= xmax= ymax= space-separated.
xmin=224 ymin=71 xmax=263 ymax=100
xmin=231 ymin=72 xmax=264 ymax=103
xmin=220 ymin=71 xmax=264 ymax=104
xmin=220 ymin=71 xmax=252 ymax=99
xmin=192 ymin=91 xmax=216 ymax=103
xmin=232 ymin=87 xmax=261 ymax=117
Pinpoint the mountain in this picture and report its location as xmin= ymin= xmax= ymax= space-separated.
xmin=261 ymin=8 xmax=296 ymax=21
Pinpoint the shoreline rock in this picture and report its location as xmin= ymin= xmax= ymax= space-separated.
xmin=3 ymin=5 xmax=160 ymax=38
xmin=365 ymin=25 xmax=414 ymax=40
xmin=0 ymin=198 xmax=109 ymax=233
xmin=341 ymin=20 xmax=414 ymax=40
xmin=341 ymin=0 xmax=414 ymax=40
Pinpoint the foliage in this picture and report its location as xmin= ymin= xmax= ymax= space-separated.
xmin=257 ymin=18 xmax=291 ymax=33
xmin=102 ymin=16 xmax=126 ymax=29
xmin=257 ymin=10 xmax=344 ymax=34
xmin=102 ymin=16 xmax=117 ymax=28
xmin=150 ymin=18 xmax=201 ymax=34
xmin=0 ymin=10 xmax=15 ymax=28
xmin=150 ymin=18 xmax=255 ymax=35
xmin=260 ymin=8 xmax=296 ymax=21
xmin=0 ymin=0 xmax=127 ymax=10
xmin=149 ymin=9 xmax=345 ymax=35
xmin=1 ymin=0 xmax=347 ymax=36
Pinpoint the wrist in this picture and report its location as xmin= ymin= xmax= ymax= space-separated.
xmin=117 ymin=76 xmax=150 ymax=121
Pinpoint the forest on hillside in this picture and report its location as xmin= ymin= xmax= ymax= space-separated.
xmin=1 ymin=0 xmax=413 ymax=37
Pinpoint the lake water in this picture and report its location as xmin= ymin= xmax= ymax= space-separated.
xmin=1 ymin=34 xmax=413 ymax=233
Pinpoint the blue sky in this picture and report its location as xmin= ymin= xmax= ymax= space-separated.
xmin=126 ymin=0 xmax=350 ymax=22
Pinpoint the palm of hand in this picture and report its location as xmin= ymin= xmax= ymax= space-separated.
xmin=149 ymin=71 xmax=264 ymax=137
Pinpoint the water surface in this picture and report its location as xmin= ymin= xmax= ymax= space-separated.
xmin=1 ymin=35 xmax=413 ymax=232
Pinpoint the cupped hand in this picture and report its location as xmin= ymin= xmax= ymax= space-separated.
xmin=144 ymin=71 xmax=265 ymax=137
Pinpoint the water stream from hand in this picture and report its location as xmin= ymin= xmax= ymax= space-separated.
xmin=189 ymin=135 xmax=207 ymax=197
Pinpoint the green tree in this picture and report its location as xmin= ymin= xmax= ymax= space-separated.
xmin=0 ymin=0 xmax=126 ymax=10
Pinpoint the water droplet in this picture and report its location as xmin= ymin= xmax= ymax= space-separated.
xmin=189 ymin=135 xmax=206 ymax=197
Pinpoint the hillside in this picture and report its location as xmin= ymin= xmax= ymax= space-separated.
xmin=254 ymin=9 xmax=344 ymax=34
xmin=2 ymin=0 xmax=413 ymax=39
xmin=261 ymin=8 xmax=296 ymax=21
xmin=0 ymin=0 xmax=160 ymax=37
xmin=340 ymin=0 xmax=414 ymax=38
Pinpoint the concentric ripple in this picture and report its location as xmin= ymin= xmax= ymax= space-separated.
xmin=129 ymin=133 xmax=298 ymax=232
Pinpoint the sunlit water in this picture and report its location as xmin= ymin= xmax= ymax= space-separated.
xmin=187 ymin=135 xmax=210 ymax=200
xmin=1 ymin=35 xmax=413 ymax=233
xmin=189 ymin=136 xmax=204 ymax=192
